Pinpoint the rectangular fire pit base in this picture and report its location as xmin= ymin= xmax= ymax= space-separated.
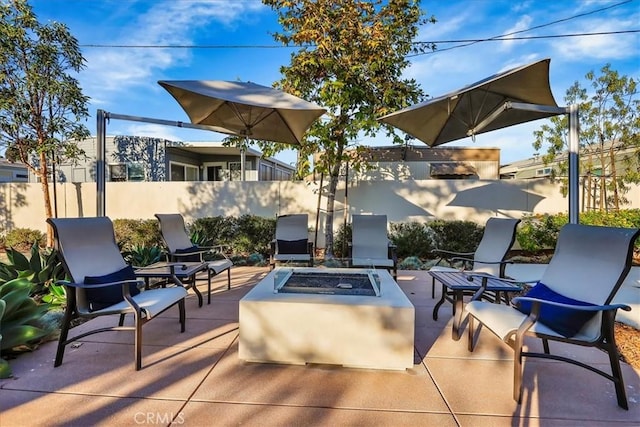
xmin=239 ymin=267 xmax=415 ymax=370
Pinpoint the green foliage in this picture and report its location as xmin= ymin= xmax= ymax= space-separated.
xmin=533 ymin=65 xmax=640 ymax=210
xmin=233 ymin=215 xmax=276 ymax=256
xmin=0 ymin=278 xmax=52 ymax=352
xmin=389 ymin=222 xmax=436 ymax=259
xmin=0 ymin=243 xmax=66 ymax=297
xmin=41 ymin=283 xmax=66 ymax=307
xmin=398 ymin=256 xmax=424 ymax=270
xmin=429 ymin=220 xmax=484 ymax=254
xmin=113 ymin=219 xmax=163 ymax=251
xmin=190 ymin=216 xmax=236 ymax=245
xmin=332 ymin=222 xmax=352 ymax=259
xmin=246 ymin=253 xmax=266 ymax=266
xmin=122 ymin=245 xmax=163 ymax=267
xmin=0 ymin=0 xmax=91 ymax=240
xmin=517 ymin=214 xmax=566 ymax=252
xmin=3 ymin=228 xmax=45 ymax=252
xmin=262 ymin=0 xmax=436 ymax=254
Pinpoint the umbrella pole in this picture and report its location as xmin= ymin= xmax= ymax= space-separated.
xmin=242 ymin=136 xmax=248 ymax=181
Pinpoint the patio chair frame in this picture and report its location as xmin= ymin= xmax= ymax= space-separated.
xmin=466 ymin=224 xmax=640 ymax=409
xmin=155 ymin=213 xmax=233 ymax=305
xmin=48 ymin=217 xmax=187 ymax=371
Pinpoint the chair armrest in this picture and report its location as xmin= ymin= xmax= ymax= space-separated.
xmin=512 ymin=296 xmax=632 ymax=312
xmin=168 ymin=249 xmax=209 ymax=257
xmin=432 ymin=249 xmax=474 ymax=258
xmin=466 ymin=272 xmax=539 ymax=285
xmin=55 ymin=279 xmax=143 ymax=289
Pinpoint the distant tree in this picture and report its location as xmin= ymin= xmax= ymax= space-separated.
xmin=262 ymin=0 xmax=435 ymax=256
xmin=533 ymin=65 xmax=640 ymax=212
xmin=112 ymin=136 xmax=168 ymax=181
xmin=0 ymin=0 xmax=90 ymax=245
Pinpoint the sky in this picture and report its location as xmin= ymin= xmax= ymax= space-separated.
xmin=28 ymin=0 xmax=640 ymax=166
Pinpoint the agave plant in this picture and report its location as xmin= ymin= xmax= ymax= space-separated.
xmin=1 ymin=243 xmax=66 ymax=293
xmin=0 ymin=278 xmax=52 ymax=353
xmin=123 ymin=245 xmax=164 ymax=267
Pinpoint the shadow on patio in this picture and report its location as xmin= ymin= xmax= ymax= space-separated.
xmin=1 ymin=266 xmax=638 ymax=426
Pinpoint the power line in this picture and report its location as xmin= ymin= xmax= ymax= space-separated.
xmin=80 ymin=30 xmax=639 ymax=49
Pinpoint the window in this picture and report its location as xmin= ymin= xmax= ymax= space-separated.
xmin=228 ymin=162 xmax=242 ymax=181
xmin=109 ymin=162 xmax=145 ymax=182
xmin=536 ymin=167 xmax=552 ymax=176
xmin=170 ymin=162 xmax=199 ymax=181
xmin=109 ymin=164 xmax=127 ymax=182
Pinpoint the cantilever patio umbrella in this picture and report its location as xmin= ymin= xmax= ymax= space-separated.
xmin=377 ymin=59 xmax=560 ymax=146
xmin=378 ymin=58 xmax=580 ymax=223
xmin=159 ymin=80 xmax=326 ymax=180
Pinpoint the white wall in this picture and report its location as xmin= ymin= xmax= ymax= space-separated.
xmin=2 ymin=179 xmax=638 ymax=248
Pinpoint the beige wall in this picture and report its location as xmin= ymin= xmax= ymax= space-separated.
xmin=2 ymin=179 xmax=639 ymax=248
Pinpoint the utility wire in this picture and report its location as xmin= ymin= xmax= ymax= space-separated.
xmin=80 ymin=30 xmax=639 ymax=49
xmin=409 ymin=0 xmax=636 ymax=56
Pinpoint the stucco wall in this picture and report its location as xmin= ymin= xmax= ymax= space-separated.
xmin=2 ymin=179 xmax=638 ymax=248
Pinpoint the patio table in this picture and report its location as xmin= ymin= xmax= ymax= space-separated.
xmin=429 ymin=270 xmax=522 ymax=340
xmin=134 ymin=261 xmax=209 ymax=307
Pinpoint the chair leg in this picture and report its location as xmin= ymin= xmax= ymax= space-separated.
xmin=54 ymin=299 xmax=76 ymax=367
xmin=178 ymin=299 xmax=186 ymax=333
xmin=207 ymin=269 xmax=212 ymax=305
xmin=118 ymin=313 xmax=126 ymax=326
xmin=513 ymin=333 xmax=525 ymax=404
xmin=431 ymin=277 xmax=435 ymax=299
xmin=542 ymin=338 xmax=550 ymax=354
xmin=134 ymin=310 xmax=143 ymax=371
xmin=602 ymin=312 xmax=628 ymax=409
xmin=227 ymin=268 xmax=231 ymax=291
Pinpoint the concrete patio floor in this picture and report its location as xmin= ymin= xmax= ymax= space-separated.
xmin=1 ymin=266 xmax=638 ymax=426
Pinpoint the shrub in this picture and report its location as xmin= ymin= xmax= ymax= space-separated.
xmin=113 ymin=219 xmax=163 ymax=251
xmin=398 ymin=256 xmax=424 ymax=270
xmin=428 ymin=220 xmax=483 ymax=255
xmin=332 ymin=222 xmax=352 ymax=259
xmin=3 ymin=228 xmax=45 ymax=252
xmin=517 ymin=214 xmax=566 ymax=252
xmin=389 ymin=222 xmax=436 ymax=259
xmin=234 ymin=215 xmax=276 ymax=256
xmin=190 ymin=216 xmax=236 ymax=246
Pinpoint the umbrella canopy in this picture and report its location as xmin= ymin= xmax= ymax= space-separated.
xmin=158 ymin=80 xmax=326 ymax=145
xmin=378 ymin=58 xmax=559 ymax=146
xmin=447 ymin=182 xmax=545 ymax=213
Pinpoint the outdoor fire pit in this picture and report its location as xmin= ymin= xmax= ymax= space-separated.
xmin=239 ymin=267 xmax=414 ymax=370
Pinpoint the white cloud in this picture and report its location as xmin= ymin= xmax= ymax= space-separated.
xmin=499 ymin=15 xmax=533 ymax=52
xmin=79 ymin=1 xmax=267 ymax=105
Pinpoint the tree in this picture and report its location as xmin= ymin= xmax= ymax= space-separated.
xmin=0 ymin=0 xmax=90 ymax=246
xmin=262 ymin=0 xmax=435 ymax=256
xmin=533 ymin=65 xmax=640 ymax=212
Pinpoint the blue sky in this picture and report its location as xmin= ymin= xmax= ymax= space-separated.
xmin=30 ymin=0 xmax=640 ymax=166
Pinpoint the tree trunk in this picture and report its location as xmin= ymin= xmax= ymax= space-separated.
xmin=324 ymin=170 xmax=338 ymax=258
xmin=609 ymin=144 xmax=620 ymax=210
xmin=39 ymin=151 xmax=54 ymax=247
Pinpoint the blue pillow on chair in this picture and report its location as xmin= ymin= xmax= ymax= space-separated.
xmin=84 ymin=265 xmax=140 ymax=312
xmin=174 ymin=246 xmax=202 ymax=262
xmin=277 ymin=239 xmax=308 ymax=255
xmin=515 ymin=282 xmax=596 ymax=337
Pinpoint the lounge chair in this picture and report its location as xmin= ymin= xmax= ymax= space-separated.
xmin=155 ymin=213 xmax=233 ymax=304
xmin=348 ymin=214 xmax=398 ymax=280
xmin=466 ymin=224 xmax=640 ymax=409
xmin=269 ymin=214 xmax=314 ymax=269
xmin=48 ymin=217 xmax=187 ymax=371
xmin=430 ymin=217 xmax=520 ymax=298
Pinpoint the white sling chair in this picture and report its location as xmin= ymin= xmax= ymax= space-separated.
xmin=466 ymin=224 xmax=640 ymax=409
xmin=48 ymin=217 xmax=187 ymax=371
xmin=155 ymin=213 xmax=233 ymax=305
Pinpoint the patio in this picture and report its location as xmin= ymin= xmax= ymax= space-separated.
xmin=1 ymin=266 xmax=638 ymax=426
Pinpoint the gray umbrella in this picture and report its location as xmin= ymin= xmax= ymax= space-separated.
xmin=377 ymin=58 xmax=560 ymax=146
xmin=158 ymin=80 xmax=326 ymax=145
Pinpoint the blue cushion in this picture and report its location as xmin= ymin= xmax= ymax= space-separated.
xmin=84 ymin=265 xmax=140 ymax=312
xmin=277 ymin=239 xmax=308 ymax=255
xmin=174 ymin=245 xmax=201 ymax=262
xmin=515 ymin=282 xmax=596 ymax=337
